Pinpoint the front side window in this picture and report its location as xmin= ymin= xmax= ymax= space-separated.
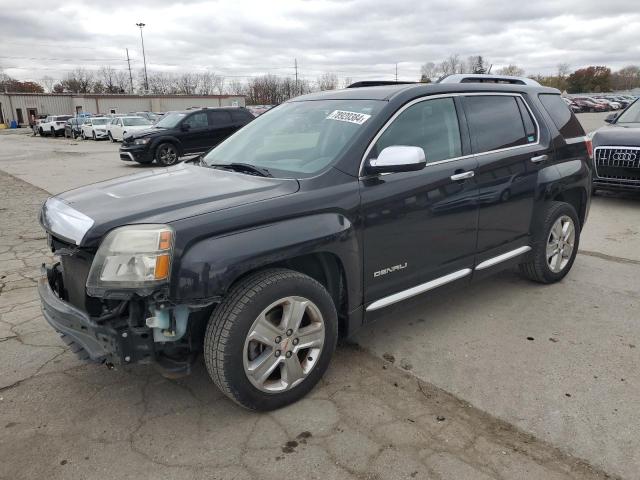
xmin=184 ymin=112 xmax=208 ymax=129
xmin=369 ymin=97 xmax=462 ymax=163
xmin=464 ymin=95 xmax=535 ymax=153
xmin=203 ymin=99 xmax=384 ymax=178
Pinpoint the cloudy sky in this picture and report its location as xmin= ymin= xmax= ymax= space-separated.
xmin=1 ymin=0 xmax=639 ymax=86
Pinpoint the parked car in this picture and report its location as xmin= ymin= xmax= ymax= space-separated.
xmin=39 ymin=115 xmax=73 ymax=137
xmin=590 ymin=98 xmax=640 ymax=193
xmin=591 ymin=97 xmax=621 ymax=110
xmin=119 ymin=107 xmax=254 ymax=166
xmin=562 ymin=97 xmax=582 ymax=113
xmin=64 ymin=117 xmax=86 ymax=139
xmin=132 ymin=111 xmax=161 ymax=123
xmin=38 ymin=79 xmax=592 ymax=410
xmin=80 ymin=117 xmax=110 ymax=140
xmin=107 ymin=116 xmax=153 ymax=142
xmin=572 ymin=98 xmax=607 ymax=112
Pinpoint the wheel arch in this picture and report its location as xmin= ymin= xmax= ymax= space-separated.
xmin=152 ymin=137 xmax=184 ymax=157
xmin=171 ymin=213 xmax=362 ymax=337
xmin=552 ymin=187 xmax=587 ymax=227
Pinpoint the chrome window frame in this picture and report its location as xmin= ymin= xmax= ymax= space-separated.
xmin=359 ymin=92 xmax=541 ymax=177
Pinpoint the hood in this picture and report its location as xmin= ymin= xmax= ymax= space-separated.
xmin=47 ymin=163 xmax=299 ymax=246
xmin=592 ymin=124 xmax=640 ymax=148
xmin=127 ymin=126 xmax=166 ymax=139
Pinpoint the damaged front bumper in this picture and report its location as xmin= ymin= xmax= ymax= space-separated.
xmin=38 ymin=266 xmax=155 ymax=364
xmin=38 ymin=264 xmax=196 ymax=375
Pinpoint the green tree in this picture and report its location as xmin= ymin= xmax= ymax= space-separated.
xmin=567 ymin=66 xmax=611 ymax=93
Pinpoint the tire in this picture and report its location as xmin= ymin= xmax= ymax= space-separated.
xmin=109 ymin=132 xmax=115 ymax=143
xmin=204 ymin=268 xmax=338 ymax=411
xmin=155 ymin=142 xmax=179 ymax=166
xmin=39 ymin=127 xmax=44 ymax=136
xmin=81 ymin=131 xmax=86 ymax=140
xmin=92 ymin=131 xmax=96 ymax=141
xmin=519 ymin=201 xmax=580 ymax=284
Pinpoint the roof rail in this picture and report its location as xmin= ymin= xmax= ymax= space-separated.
xmin=437 ymin=74 xmax=540 ymax=86
xmin=347 ymin=80 xmax=420 ymax=88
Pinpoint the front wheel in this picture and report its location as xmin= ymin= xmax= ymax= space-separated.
xmin=155 ymin=142 xmax=179 ymax=166
xmin=519 ymin=201 xmax=580 ymax=284
xmin=204 ymin=269 xmax=338 ymax=410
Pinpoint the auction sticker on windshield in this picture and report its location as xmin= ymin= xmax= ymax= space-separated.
xmin=326 ymin=110 xmax=372 ymax=125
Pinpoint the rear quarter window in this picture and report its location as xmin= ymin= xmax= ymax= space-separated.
xmin=538 ymin=94 xmax=585 ymax=138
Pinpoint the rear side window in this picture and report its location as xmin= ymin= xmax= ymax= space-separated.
xmin=208 ymin=110 xmax=232 ymax=124
xmin=538 ymin=94 xmax=585 ymax=138
xmin=230 ymin=109 xmax=253 ymax=121
xmin=464 ymin=96 xmax=534 ymax=153
xmin=371 ymin=97 xmax=462 ymax=163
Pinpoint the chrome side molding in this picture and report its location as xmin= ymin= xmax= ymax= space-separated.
xmin=366 ymin=268 xmax=472 ymax=311
xmin=475 ymin=246 xmax=531 ymax=271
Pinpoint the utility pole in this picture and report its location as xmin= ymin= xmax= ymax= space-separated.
xmin=294 ymin=58 xmax=298 ymax=94
xmin=395 ymin=63 xmax=398 ymax=82
xmin=136 ymin=22 xmax=149 ymax=93
xmin=126 ymin=48 xmax=134 ymax=94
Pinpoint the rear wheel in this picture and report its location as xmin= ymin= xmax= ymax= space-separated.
xmin=204 ymin=269 xmax=338 ymax=410
xmin=519 ymin=202 xmax=580 ymax=284
xmin=155 ymin=142 xmax=179 ymax=166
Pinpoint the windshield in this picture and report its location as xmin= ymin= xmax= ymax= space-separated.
xmin=91 ymin=118 xmax=109 ymax=125
xmin=123 ymin=117 xmax=152 ymax=126
xmin=203 ymin=99 xmax=384 ymax=178
xmin=616 ymin=100 xmax=640 ymax=123
xmin=155 ymin=112 xmax=185 ymax=128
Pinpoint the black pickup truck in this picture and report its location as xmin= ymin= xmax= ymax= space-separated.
xmin=38 ymin=79 xmax=592 ymax=410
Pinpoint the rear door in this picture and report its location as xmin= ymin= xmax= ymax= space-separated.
xmin=461 ymin=93 xmax=551 ymax=265
xmin=207 ymin=110 xmax=234 ymax=148
xmin=360 ymin=96 xmax=479 ymax=309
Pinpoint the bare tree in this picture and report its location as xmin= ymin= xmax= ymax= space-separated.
xmin=341 ymin=77 xmax=353 ymax=89
xmin=420 ymin=62 xmax=438 ymax=82
xmin=62 ymin=68 xmax=94 ymax=93
xmin=226 ymin=78 xmax=246 ymax=96
xmin=496 ymin=64 xmax=525 ymax=77
xmin=317 ymin=72 xmax=338 ymax=91
xmin=40 ymin=75 xmax=56 ymax=93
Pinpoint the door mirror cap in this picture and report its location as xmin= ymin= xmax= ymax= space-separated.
xmin=367 ymin=146 xmax=427 ymax=174
xmin=604 ymin=113 xmax=618 ymax=124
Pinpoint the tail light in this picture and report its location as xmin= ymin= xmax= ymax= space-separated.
xmin=584 ymin=136 xmax=593 ymax=160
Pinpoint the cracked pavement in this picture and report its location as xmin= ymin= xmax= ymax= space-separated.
xmin=0 ymin=128 xmax=635 ymax=479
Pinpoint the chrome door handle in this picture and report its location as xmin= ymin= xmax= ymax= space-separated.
xmin=450 ymin=171 xmax=475 ymax=181
xmin=531 ymin=154 xmax=549 ymax=164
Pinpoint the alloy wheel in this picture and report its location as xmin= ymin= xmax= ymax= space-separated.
xmin=547 ymin=215 xmax=575 ymax=273
xmin=243 ymin=296 xmax=325 ymax=393
xmin=158 ymin=145 xmax=178 ymax=165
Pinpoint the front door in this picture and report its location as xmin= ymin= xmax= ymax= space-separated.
xmin=16 ymin=108 xmax=24 ymax=125
xmin=180 ymin=111 xmax=210 ymax=153
xmin=461 ymin=94 xmax=549 ymax=260
xmin=360 ymin=96 xmax=479 ymax=309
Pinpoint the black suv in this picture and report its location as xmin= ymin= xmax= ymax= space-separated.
xmin=39 ymin=81 xmax=591 ymax=410
xmin=591 ymin=98 xmax=640 ymax=192
xmin=119 ymin=107 xmax=254 ymax=166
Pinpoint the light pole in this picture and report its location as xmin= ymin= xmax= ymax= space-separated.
xmin=136 ymin=22 xmax=149 ymax=93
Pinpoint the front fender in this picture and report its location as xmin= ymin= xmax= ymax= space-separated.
xmin=171 ymin=213 xmax=360 ymax=307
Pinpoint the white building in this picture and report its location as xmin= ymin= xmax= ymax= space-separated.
xmin=0 ymin=93 xmax=245 ymax=126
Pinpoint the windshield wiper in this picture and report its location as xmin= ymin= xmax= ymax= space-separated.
xmin=209 ymin=163 xmax=272 ymax=177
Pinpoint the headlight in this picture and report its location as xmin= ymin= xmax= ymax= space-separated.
xmin=86 ymin=225 xmax=174 ymax=293
xmin=134 ymin=138 xmax=150 ymax=145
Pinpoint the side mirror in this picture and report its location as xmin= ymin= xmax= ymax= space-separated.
xmin=604 ymin=113 xmax=617 ymax=124
xmin=366 ymin=146 xmax=426 ymax=174
xmin=181 ymin=123 xmax=191 ymax=131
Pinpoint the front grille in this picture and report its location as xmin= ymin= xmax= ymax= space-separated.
xmin=51 ymin=236 xmax=99 ymax=314
xmin=594 ymin=147 xmax=640 ymax=182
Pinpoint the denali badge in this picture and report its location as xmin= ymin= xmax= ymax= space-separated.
xmin=374 ymin=262 xmax=408 ymax=278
